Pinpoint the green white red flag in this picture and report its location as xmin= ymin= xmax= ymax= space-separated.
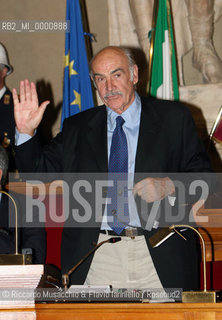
xmin=150 ymin=0 xmax=179 ymax=100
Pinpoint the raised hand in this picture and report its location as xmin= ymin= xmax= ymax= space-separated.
xmin=12 ymin=79 xmax=50 ymax=136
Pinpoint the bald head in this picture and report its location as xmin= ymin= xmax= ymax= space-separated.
xmin=90 ymin=46 xmax=136 ymax=79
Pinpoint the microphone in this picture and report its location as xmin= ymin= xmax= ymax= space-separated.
xmin=62 ymin=236 xmax=121 ymax=289
xmin=108 ymin=237 xmax=121 ymax=244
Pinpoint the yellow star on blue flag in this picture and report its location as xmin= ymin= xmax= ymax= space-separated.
xmin=61 ymin=0 xmax=94 ymax=129
xmin=71 ymin=90 xmax=81 ymax=111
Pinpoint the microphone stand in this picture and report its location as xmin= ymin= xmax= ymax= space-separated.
xmin=170 ymin=225 xmax=216 ymax=303
xmin=0 ymin=190 xmax=32 ymax=265
xmin=0 ymin=190 xmax=18 ymax=254
xmin=62 ymin=237 xmax=121 ymax=289
xmin=149 ymin=224 xmax=217 ymax=303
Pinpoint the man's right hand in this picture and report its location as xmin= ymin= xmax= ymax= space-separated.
xmin=12 ymin=79 xmax=50 ymax=136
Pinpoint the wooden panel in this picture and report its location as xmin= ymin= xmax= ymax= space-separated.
xmin=33 ymin=303 xmax=222 ymax=320
xmin=194 ymin=199 xmax=222 ymax=262
xmin=198 ymin=228 xmax=222 ymax=261
xmin=184 ymin=312 xmax=216 ymax=320
xmin=1 ymin=302 xmax=222 ymax=320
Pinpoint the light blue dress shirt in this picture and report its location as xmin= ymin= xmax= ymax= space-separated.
xmin=101 ymin=92 xmax=142 ymax=229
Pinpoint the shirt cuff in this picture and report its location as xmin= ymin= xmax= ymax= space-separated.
xmin=168 ymin=195 xmax=176 ymax=206
xmin=15 ymin=128 xmax=34 ymax=146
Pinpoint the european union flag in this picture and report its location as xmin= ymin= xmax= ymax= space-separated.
xmin=61 ymin=0 xmax=94 ymax=128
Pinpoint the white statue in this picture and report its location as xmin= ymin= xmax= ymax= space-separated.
xmin=108 ymin=0 xmax=222 ymax=85
xmin=186 ymin=0 xmax=222 ymax=83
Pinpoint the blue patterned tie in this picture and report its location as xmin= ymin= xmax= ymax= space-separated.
xmin=107 ymin=116 xmax=129 ymax=234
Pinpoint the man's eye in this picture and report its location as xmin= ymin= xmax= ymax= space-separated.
xmin=114 ymin=73 xmax=121 ymax=78
xmin=96 ymin=77 xmax=104 ymax=82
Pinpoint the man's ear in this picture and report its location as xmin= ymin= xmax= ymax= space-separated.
xmin=90 ymin=74 xmax=97 ymax=90
xmin=133 ymin=64 xmax=139 ymax=85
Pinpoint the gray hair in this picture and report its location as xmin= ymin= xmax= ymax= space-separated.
xmin=89 ymin=46 xmax=136 ymax=86
xmin=0 ymin=146 xmax=8 ymax=185
xmin=120 ymin=47 xmax=136 ymax=81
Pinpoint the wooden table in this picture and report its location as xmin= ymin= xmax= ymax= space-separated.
xmin=0 ymin=303 xmax=222 ymax=320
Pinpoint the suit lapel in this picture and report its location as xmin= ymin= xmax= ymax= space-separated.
xmin=84 ymin=99 xmax=162 ymax=174
xmin=135 ymin=98 xmax=161 ymax=174
xmin=86 ymin=107 xmax=108 ymax=172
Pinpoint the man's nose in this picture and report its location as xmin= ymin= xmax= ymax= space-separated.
xmin=106 ymin=78 xmax=114 ymax=91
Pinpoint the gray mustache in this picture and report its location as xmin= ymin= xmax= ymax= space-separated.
xmin=104 ymin=91 xmax=123 ymax=99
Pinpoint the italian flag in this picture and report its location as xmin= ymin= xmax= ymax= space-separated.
xmin=150 ymin=0 xmax=179 ymax=100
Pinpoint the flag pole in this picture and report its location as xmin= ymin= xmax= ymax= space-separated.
xmin=206 ymin=105 xmax=222 ymax=153
xmin=166 ymin=0 xmax=179 ymax=99
xmin=147 ymin=0 xmax=159 ymax=95
xmin=79 ymin=0 xmax=93 ymax=60
xmin=209 ymin=105 xmax=222 ymax=140
xmin=79 ymin=0 xmax=97 ymax=104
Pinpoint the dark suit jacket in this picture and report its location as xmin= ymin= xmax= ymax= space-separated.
xmin=15 ymin=97 xmax=214 ymax=290
xmin=0 ymin=88 xmax=16 ymax=171
xmin=0 ymin=88 xmax=15 ymax=144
